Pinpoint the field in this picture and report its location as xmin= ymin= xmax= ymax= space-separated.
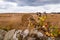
xmin=0 ymin=13 xmax=60 ymax=30
xmin=0 ymin=13 xmax=60 ymax=40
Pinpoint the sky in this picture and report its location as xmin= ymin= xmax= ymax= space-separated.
xmin=0 ymin=0 xmax=60 ymax=13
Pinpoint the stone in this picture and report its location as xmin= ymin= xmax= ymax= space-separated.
xmin=4 ymin=29 xmax=16 ymax=40
xmin=23 ymin=29 xmax=29 ymax=38
xmin=37 ymin=31 xmax=43 ymax=37
xmin=12 ymin=30 xmax=22 ymax=40
xmin=0 ymin=29 xmax=7 ymax=40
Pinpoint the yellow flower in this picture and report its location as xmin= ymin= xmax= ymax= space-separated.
xmin=50 ymin=33 xmax=54 ymax=37
xmin=44 ymin=16 xmax=47 ymax=19
xmin=39 ymin=16 xmax=46 ymax=21
xmin=39 ymin=17 xmax=44 ymax=21
xmin=45 ymin=32 xmax=50 ymax=36
xmin=59 ymin=32 xmax=60 ymax=34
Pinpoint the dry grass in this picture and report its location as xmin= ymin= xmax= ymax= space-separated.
xmin=0 ymin=13 xmax=60 ymax=30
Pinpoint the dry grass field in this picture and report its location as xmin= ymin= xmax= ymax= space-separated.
xmin=0 ymin=13 xmax=60 ymax=30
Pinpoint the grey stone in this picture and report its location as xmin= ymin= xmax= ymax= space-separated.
xmin=12 ymin=30 xmax=23 ymax=40
xmin=37 ymin=32 xmax=43 ymax=37
xmin=4 ymin=29 xmax=16 ymax=40
xmin=0 ymin=29 xmax=7 ymax=40
xmin=23 ymin=29 xmax=29 ymax=39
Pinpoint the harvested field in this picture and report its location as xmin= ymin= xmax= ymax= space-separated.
xmin=0 ymin=13 xmax=60 ymax=30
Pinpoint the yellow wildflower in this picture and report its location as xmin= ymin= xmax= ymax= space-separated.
xmin=45 ymin=32 xmax=50 ymax=36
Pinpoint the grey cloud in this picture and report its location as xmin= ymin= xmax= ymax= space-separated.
xmin=5 ymin=0 xmax=60 ymax=6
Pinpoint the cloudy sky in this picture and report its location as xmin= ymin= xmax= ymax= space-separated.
xmin=0 ymin=0 xmax=60 ymax=13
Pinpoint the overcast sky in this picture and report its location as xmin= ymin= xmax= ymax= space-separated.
xmin=0 ymin=0 xmax=60 ymax=13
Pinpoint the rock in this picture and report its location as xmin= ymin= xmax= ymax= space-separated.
xmin=48 ymin=37 xmax=53 ymax=40
xmin=12 ymin=30 xmax=22 ymax=40
xmin=0 ymin=29 xmax=7 ymax=40
xmin=37 ymin=31 xmax=43 ymax=37
xmin=23 ymin=29 xmax=29 ymax=38
xmin=28 ymin=37 xmax=36 ymax=40
xmin=4 ymin=29 xmax=16 ymax=40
